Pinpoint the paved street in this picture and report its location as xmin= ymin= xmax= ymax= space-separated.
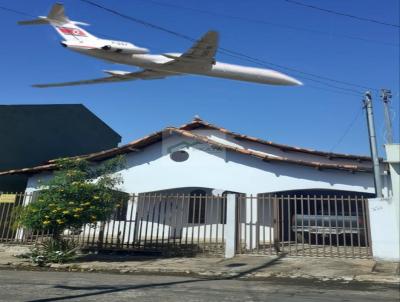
xmin=0 ymin=270 xmax=398 ymax=302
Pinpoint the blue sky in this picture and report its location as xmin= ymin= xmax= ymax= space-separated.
xmin=1 ymin=0 xmax=399 ymax=156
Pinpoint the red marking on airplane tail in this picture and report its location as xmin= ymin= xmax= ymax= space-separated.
xmin=58 ymin=27 xmax=87 ymax=37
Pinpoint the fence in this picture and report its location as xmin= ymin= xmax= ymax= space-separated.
xmin=0 ymin=193 xmax=227 ymax=256
xmin=237 ymin=194 xmax=372 ymax=258
xmin=0 ymin=192 xmax=372 ymax=258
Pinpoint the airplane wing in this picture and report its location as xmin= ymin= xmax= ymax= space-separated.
xmin=164 ymin=31 xmax=219 ymax=68
xmin=33 ymin=69 xmax=178 ymax=88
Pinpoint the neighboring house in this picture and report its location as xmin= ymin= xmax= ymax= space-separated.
xmin=0 ymin=117 xmax=390 ymax=250
xmin=0 ymin=104 xmax=121 ymax=192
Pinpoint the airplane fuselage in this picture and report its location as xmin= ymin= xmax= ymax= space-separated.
xmin=19 ymin=3 xmax=302 ymax=88
xmin=69 ymin=45 xmax=301 ymax=86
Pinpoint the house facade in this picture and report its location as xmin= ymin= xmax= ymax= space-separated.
xmin=1 ymin=117 xmax=391 ymax=258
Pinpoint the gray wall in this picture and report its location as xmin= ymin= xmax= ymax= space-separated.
xmin=0 ymin=104 xmax=121 ymax=192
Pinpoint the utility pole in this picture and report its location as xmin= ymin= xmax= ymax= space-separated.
xmin=380 ymin=89 xmax=393 ymax=144
xmin=363 ymin=91 xmax=383 ymax=198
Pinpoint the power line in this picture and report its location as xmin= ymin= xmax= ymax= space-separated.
xmin=0 ymin=5 xmax=35 ymax=17
xmin=329 ymin=107 xmax=363 ymax=152
xmin=79 ymin=0 xmax=373 ymax=95
xmin=283 ymin=0 xmax=400 ymax=29
xmin=139 ymin=0 xmax=398 ymax=47
xmin=306 ymin=84 xmax=361 ymax=97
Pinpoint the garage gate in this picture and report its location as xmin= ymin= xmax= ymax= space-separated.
xmin=236 ymin=193 xmax=372 ymax=258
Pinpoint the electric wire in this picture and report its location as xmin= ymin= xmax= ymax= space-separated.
xmin=306 ymin=84 xmax=362 ymax=97
xmin=283 ymin=0 xmax=400 ymax=29
xmin=0 ymin=5 xmax=35 ymax=17
xmin=329 ymin=107 xmax=363 ymax=152
xmin=139 ymin=0 xmax=398 ymax=47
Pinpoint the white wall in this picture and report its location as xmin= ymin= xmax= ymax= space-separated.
xmin=368 ymin=144 xmax=400 ymax=261
xmin=368 ymin=197 xmax=400 ymax=261
xmin=117 ymin=135 xmax=375 ymax=195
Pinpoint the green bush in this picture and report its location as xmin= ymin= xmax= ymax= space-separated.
xmin=18 ymin=183 xmax=117 ymax=236
xmin=17 ymin=157 xmax=125 ymax=240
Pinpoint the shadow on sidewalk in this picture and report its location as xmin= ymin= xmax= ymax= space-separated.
xmin=27 ymin=254 xmax=286 ymax=302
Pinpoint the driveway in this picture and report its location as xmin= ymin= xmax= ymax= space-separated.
xmin=0 ymin=270 xmax=398 ymax=302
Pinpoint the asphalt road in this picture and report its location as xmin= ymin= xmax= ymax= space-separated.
xmin=0 ymin=269 xmax=398 ymax=302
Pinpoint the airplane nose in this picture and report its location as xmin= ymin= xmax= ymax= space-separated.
xmin=277 ymin=72 xmax=303 ymax=86
xmin=287 ymin=76 xmax=303 ymax=86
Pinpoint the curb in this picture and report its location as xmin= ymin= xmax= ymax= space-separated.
xmin=1 ymin=263 xmax=398 ymax=285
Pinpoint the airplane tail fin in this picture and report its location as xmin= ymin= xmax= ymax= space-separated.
xmin=18 ymin=3 xmax=96 ymax=41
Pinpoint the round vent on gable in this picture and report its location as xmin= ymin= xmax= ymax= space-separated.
xmin=170 ymin=150 xmax=189 ymax=162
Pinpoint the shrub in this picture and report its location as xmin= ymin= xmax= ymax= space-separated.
xmin=17 ymin=156 xmax=125 ymax=241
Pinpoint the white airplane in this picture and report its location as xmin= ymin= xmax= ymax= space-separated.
xmin=19 ymin=3 xmax=302 ymax=88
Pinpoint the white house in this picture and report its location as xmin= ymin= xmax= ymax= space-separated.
xmin=0 ymin=117 xmax=392 ymax=258
xmin=6 ymin=117 xmax=386 ymax=195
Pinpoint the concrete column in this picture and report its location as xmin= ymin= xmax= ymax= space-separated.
xmin=245 ymin=193 xmax=258 ymax=250
xmin=123 ymin=194 xmax=138 ymax=244
xmin=224 ymin=194 xmax=237 ymax=258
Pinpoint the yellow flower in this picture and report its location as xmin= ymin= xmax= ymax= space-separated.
xmin=52 ymin=209 xmax=58 ymax=213
xmin=62 ymin=210 xmax=70 ymax=214
xmin=43 ymin=220 xmax=51 ymax=225
xmin=56 ymin=207 xmax=62 ymax=211
xmin=48 ymin=203 xmax=55 ymax=207
xmin=73 ymin=207 xmax=83 ymax=212
xmin=82 ymin=202 xmax=91 ymax=206
xmin=93 ymin=196 xmax=100 ymax=200
xmin=73 ymin=214 xmax=80 ymax=218
xmin=44 ymin=215 xmax=49 ymax=219
xmin=56 ymin=219 xmax=64 ymax=224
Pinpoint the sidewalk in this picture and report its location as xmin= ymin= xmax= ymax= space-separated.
xmin=0 ymin=244 xmax=398 ymax=284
